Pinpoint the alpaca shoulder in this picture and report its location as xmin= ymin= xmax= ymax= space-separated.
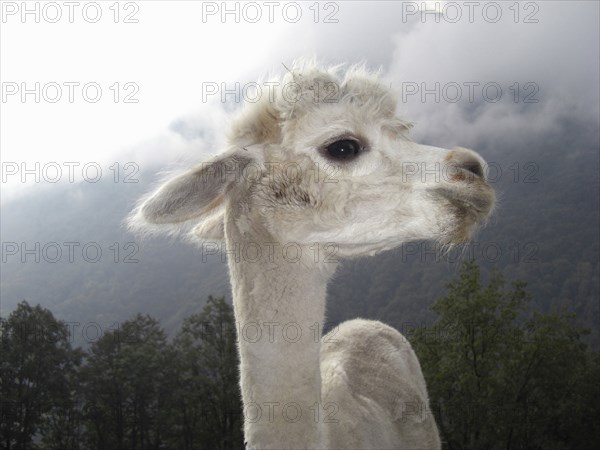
xmin=320 ymin=319 xmax=441 ymax=449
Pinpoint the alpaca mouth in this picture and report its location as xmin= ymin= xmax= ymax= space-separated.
xmin=435 ymin=186 xmax=495 ymax=221
xmin=431 ymin=186 xmax=495 ymax=244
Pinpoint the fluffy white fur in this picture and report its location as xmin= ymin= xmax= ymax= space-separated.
xmin=129 ymin=61 xmax=495 ymax=449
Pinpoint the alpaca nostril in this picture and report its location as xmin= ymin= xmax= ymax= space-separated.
xmin=461 ymin=161 xmax=484 ymax=178
xmin=447 ymin=148 xmax=487 ymax=181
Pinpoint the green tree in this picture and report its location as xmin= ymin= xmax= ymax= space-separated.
xmin=165 ymin=296 xmax=243 ymax=450
xmin=0 ymin=301 xmax=82 ymax=450
xmin=82 ymin=314 xmax=169 ymax=450
xmin=411 ymin=260 xmax=600 ymax=450
xmin=38 ymin=366 xmax=85 ymax=450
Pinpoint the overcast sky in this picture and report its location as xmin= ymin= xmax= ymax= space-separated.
xmin=1 ymin=1 xmax=598 ymax=203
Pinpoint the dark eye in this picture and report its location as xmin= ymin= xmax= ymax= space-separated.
xmin=325 ymin=139 xmax=361 ymax=160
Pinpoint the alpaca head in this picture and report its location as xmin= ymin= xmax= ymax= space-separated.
xmin=132 ymin=63 xmax=495 ymax=259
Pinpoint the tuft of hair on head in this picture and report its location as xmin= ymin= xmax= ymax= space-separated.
xmin=225 ymin=58 xmax=414 ymax=147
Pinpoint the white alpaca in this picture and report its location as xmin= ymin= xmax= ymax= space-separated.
xmin=130 ymin=62 xmax=495 ymax=449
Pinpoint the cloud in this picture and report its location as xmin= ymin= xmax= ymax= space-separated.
xmin=2 ymin=1 xmax=597 ymax=205
xmin=385 ymin=1 xmax=599 ymax=150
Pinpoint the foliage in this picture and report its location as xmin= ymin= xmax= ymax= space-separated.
xmin=165 ymin=295 xmax=243 ymax=450
xmin=412 ymin=260 xmax=600 ymax=450
xmin=2 ymin=276 xmax=598 ymax=449
xmin=81 ymin=314 xmax=170 ymax=450
xmin=1 ymin=297 xmax=243 ymax=450
xmin=0 ymin=301 xmax=82 ymax=450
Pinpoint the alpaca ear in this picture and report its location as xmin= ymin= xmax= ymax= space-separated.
xmin=135 ymin=150 xmax=255 ymax=227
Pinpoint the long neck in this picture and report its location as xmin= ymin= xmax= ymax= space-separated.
xmin=225 ymin=217 xmax=335 ymax=448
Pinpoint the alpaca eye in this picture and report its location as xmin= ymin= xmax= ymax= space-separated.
xmin=325 ymin=140 xmax=361 ymax=160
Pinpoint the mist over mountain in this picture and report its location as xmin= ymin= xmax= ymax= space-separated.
xmin=1 ymin=172 xmax=230 ymax=345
